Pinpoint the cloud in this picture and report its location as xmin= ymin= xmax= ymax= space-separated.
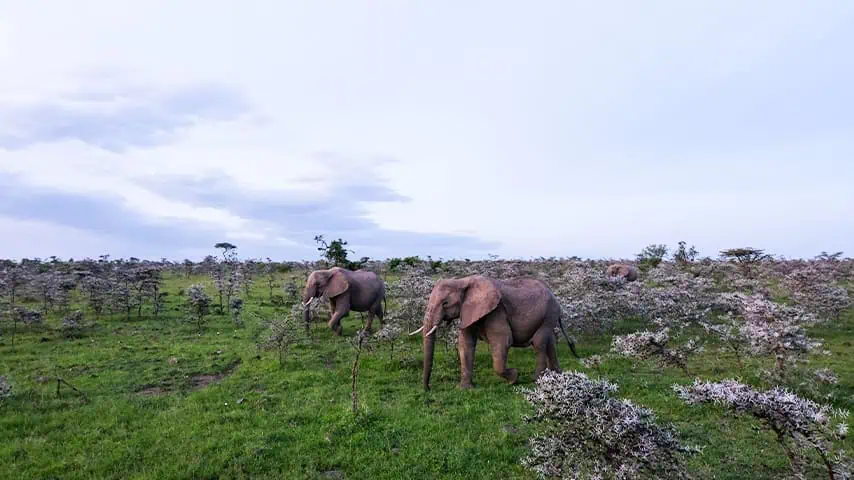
xmin=0 ymin=81 xmax=248 ymax=151
xmin=0 ymin=1 xmax=852 ymax=260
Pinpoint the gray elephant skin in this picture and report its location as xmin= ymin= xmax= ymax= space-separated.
xmin=413 ymin=275 xmax=579 ymax=391
xmin=605 ymin=263 xmax=638 ymax=282
xmin=302 ymin=267 xmax=386 ymax=335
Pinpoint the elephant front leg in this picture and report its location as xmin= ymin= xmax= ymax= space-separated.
xmin=457 ymin=329 xmax=477 ymax=389
xmin=490 ymin=340 xmax=518 ymax=385
xmin=328 ymin=296 xmax=350 ymax=336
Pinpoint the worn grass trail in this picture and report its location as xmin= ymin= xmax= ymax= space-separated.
xmin=1 ymin=274 xmax=852 ymax=479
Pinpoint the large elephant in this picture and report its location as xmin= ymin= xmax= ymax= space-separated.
xmin=302 ymin=267 xmax=386 ymax=335
xmin=411 ymin=275 xmax=579 ymax=391
xmin=605 ymin=263 xmax=638 ymax=282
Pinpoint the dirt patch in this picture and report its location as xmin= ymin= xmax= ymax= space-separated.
xmin=137 ymin=385 xmax=170 ymax=396
xmin=188 ymin=358 xmax=242 ymax=391
xmin=135 ymin=358 xmax=242 ymax=396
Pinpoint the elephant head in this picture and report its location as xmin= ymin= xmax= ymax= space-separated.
xmin=410 ymin=276 xmax=500 ymax=390
xmin=302 ymin=268 xmax=350 ymax=308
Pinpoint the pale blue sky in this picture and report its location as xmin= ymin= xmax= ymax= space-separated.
xmin=0 ymin=1 xmax=852 ymax=261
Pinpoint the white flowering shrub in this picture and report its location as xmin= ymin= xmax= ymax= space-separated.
xmin=0 ymin=376 xmax=11 ymax=402
xmin=674 ymin=379 xmax=851 ymax=479
xmin=739 ymin=295 xmax=822 ymax=374
xmin=611 ymin=325 xmax=703 ymax=375
xmin=783 ymin=265 xmax=851 ymax=321
xmin=60 ymin=310 xmax=86 ymax=339
xmin=520 ymin=370 xmax=699 ymax=479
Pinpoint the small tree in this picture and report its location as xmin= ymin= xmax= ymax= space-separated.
xmin=214 ymin=242 xmax=238 ymax=262
xmin=720 ymin=247 xmax=770 ymax=278
xmin=672 ymin=241 xmax=699 ymax=266
xmin=185 ymin=284 xmax=212 ymax=333
xmin=314 ymin=235 xmax=353 ymax=267
xmin=636 ymin=244 xmax=669 ymax=271
xmin=350 ymin=329 xmax=375 ymax=415
xmin=258 ymin=304 xmax=302 ymax=367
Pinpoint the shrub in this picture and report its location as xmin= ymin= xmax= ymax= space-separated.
xmin=636 ymin=244 xmax=669 ymax=271
xmin=674 ymin=379 xmax=851 ymax=479
xmin=185 ymin=284 xmax=212 ymax=333
xmin=60 ymin=311 xmax=86 ymax=339
xmin=519 ymin=370 xmax=699 ymax=479
xmin=611 ymin=325 xmax=703 ymax=375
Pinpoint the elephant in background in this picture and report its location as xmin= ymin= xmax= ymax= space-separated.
xmin=411 ymin=275 xmax=579 ymax=391
xmin=302 ymin=267 xmax=386 ymax=335
xmin=606 ymin=263 xmax=638 ymax=282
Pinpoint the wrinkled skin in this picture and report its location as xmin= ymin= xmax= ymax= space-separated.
xmin=302 ymin=267 xmax=386 ymax=335
xmin=606 ymin=263 xmax=638 ymax=282
xmin=418 ymin=275 xmax=579 ymax=391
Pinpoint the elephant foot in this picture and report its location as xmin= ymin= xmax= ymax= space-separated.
xmin=458 ymin=381 xmax=474 ymax=390
xmin=503 ymin=368 xmax=519 ymax=385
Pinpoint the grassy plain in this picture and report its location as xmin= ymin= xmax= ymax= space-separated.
xmin=1 ymin=273 xmax=852 ymax=479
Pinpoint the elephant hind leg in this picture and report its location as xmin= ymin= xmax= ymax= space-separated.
xmin=531 ymin=327 xmax=561 ymax=376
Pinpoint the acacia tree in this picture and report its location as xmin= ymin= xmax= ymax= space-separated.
xmin=720 ymin=247 xmax=771 ymax=278
xmin=314 ymin=235 xmax=353 ymax=267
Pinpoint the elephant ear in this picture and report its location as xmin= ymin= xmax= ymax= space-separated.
xmin=325 ymin=270 xmax=350 ymax=298
xmin=460 ymin=276 xmax=501 ymax=330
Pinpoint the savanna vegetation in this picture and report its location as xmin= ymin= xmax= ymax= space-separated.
xmin=1 ymin=242 xmax=852 ymax=479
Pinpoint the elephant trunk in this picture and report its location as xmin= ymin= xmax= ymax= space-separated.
xmin=423 ymin=331 xmax=436 ymax=391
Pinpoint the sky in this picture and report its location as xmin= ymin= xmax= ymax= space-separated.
xmin=0 ymin=1 xmax=852 ymax=261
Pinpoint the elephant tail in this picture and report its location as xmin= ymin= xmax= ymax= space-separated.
xmin=557 ymin=311 xmax=580 ymax=359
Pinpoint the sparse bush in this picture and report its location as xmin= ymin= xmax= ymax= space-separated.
xmin=60 ymin=311 xmax=86 ymax=339
xmin=185 ymin=284 xmax=212 ymax=333
xmin=611 ymin=325 xmax=703 ymax=375
xmin=520 ymin=370 xmax=699 ymax=479
xmin=258 ymin=305 xmax=302 ymax=368
xmin=0 ymin=376 xmax=11 ymax=403
xmin=675 ymin=379 xmax=851 ymax=479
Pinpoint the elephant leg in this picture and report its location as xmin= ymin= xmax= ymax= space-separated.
xmin=482 ymin=310 xmax=517 ymax=384
xmin=531 ymin=328 xmax=557 ymax=379
xmin=374 ymin=300 xmax=385 ymax=326
xmin=365 ymin=310 xmax=375 ymax=333
xmin=458 ymin=328 xmax=477 ymax=389
xmin=489 ymin=339 xmax=518 ymax=384
xmin=328 ymin=296 xmax=350 ymax=336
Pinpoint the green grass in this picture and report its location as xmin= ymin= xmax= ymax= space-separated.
xmin=1 ymin=273 xmax=852 ymax=479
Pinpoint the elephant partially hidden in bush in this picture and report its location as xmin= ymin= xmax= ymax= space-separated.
xmin=302 ymin=267 xmax=386 ymax=335
xmin=605 ymin=263 xmax=638 ymax=282
xmin=412 ymin=275 xmax=579 ymax=391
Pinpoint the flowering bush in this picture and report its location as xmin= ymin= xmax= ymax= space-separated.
xmin=611 ymin=325 xmax=703 ymax=375
xmin=520 ymin=370 xmax=699 ymax=479
xmin=60 ymin=310 xmax=86 ymax=339
xmin=185 ymin=284 xmax=212 ymax=333
xmin=674 ymin=379 xmax=851 ymax=479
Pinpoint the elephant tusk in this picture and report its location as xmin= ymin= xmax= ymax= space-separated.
xmin=408 ymin=326 xmax=424 ymax=336
xmin=425 ymin=326 xmax=438 ymax=336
